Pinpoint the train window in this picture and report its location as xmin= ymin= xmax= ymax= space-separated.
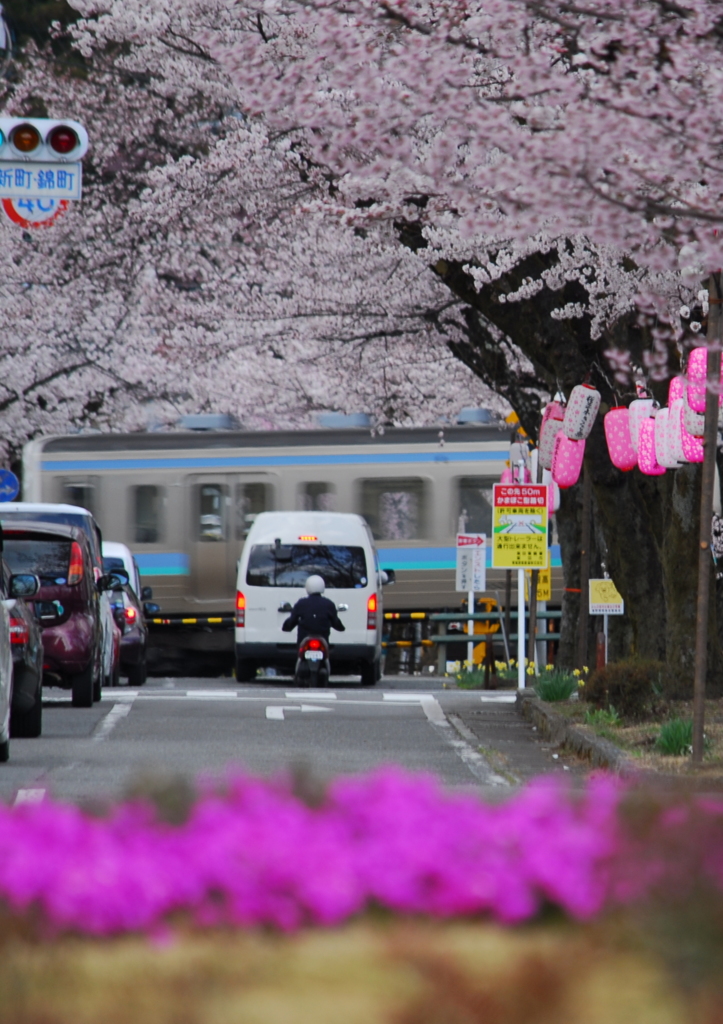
xmin=235 ymin=483 xmax=271 ymax=540
xmin=197 ymin=484 xmax=228 ymax=541
xmin=360 ymin=478 xmax=427 ymax=540
xmin=298 ymin=482 xmax=336 ymax=512
xmin=457 ymin=477 xmax=494 ymax=535
xmin=133 ymin=485 xmax=164 ymax=544
xmin=61 ymin=481 xmax=96 ymax=517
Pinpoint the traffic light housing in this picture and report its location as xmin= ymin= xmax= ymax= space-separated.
xmin=0 ymin=118 xmax=88 ymax=162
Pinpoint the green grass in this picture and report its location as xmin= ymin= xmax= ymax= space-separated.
xmin=535 ymin=672 xmax=579 ymax=703
xmin=656 ymin=719 xmax=693 ymax=756
xmin=584 ymin=706 xmax=620 ymax=728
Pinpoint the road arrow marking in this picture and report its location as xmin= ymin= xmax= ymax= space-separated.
xmin=265 ymin=705 xmax=334 ymax=720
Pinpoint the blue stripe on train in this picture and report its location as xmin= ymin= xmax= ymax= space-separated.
xmin=133 ymin=546 xmax=562 ymax=576
xmin=134 ymin=552 xmax=190 ymax=576
xmin=41 ymin=450 xmax=507 ymax=472
xmin=378 ymin=544 xmax=562 ymax=571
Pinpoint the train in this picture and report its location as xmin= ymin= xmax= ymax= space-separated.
xmin=19 ymin=423 xmax=563 ymax=671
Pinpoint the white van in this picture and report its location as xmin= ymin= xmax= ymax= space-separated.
xmin=235 ymin=512 xmax=384 ymax=685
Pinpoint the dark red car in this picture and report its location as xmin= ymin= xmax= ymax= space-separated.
xmin=2 ymin=522 xmax=118 ymax=707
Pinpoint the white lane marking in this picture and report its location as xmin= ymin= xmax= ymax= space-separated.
xmin=92 ymin=701 xmax=134 ymax=742
xmin=13 ymin=788 xmax=46 ymax=806
xmin=285 ymin=691 xmax=337 ymax=700
xmin=479 ymin=693 xmax=517 ymax=703
xmin=185 ymin=690 xmax=239 ymax=699
xmin=383 ymin=693 xmax=448 ymax=726
xmin=447 ymin=714 xmax=511 ymax=787
xmin=384 ymin=693 xmax=509 ymax=787
xmin=265 ymin=704 xmax=334 ymax=720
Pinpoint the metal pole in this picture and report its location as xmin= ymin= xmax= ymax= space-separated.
xmin=505 ymin=570 xmax=512 ymax=662
xmin=467 ymin=589 xmax=474 ymax=672
xmin=495 ymin=589 xmax=511 ymax=663
xmin=527 ymin=569 xmax=538 ymax=672
xmin=692 ymin=271 xmax=722 ymax=762
xmin=604 ymin=613 xmax=608 ymax=665
xmin=576 ymin=463 xmax=592 ymax=669
xmin=517 ymin=568 xmax=525 ymax=689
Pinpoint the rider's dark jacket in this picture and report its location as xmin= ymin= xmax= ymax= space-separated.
xmin=282 ymin=593 xmax=346 ymax=643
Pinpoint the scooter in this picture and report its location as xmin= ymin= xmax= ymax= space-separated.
xmin=294 ymin=635 xmax=331 ymax=687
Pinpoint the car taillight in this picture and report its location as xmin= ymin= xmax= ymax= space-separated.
xmin=9 ymin=617 xmax=29 ymax=645
xmin=367 ymin=593 xmax=377 ymax=630
xmin=235 ymin=590 xmax=246 ymax=627
xmin=124 ymin=606 xmax=138 ymax=625
xmin=68 ymin=542 xmax=84 ymax=585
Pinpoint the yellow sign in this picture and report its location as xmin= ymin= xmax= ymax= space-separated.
xmin=525 ymin=566 xmax=552 ymax=602
xmin=589 ymin=579 xmax=624 ymax=615
xmin=492 ymin=484 xmax=549 ymax=569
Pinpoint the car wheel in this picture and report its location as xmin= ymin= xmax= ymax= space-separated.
xmin=11 ymin=683 xmax=42 ymax=739
xmin=0 ymin=738 xmax=9 ymax=762
xmin=360 ymin=661 xmax=376 ymax=687
xmin=127 ymin=658 xmax=147 ymax=687
xmin=235 ymin=658 xmax=256 ymax=683
xmin=71 ymin=665 xmax=94 ymax=708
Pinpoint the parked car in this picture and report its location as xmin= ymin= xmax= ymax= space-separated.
xmin=1 ymin=556 xmax=44 ymax=738
xmin=0 ymin=503 xmax=120 ymax=690
xmin=102 ymin=542 xmax=154 ymax=686
xmin=0 ymin=552 xmax=40 ymax=760
xmin=2 ymin=521 xmax=119 ymax=707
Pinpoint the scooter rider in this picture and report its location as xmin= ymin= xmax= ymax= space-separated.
xmin=282 ymin=575 xmax=346 ymax=643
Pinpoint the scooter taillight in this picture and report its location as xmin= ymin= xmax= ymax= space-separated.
xmin=300 ymin=636 xmax=328 ymax=655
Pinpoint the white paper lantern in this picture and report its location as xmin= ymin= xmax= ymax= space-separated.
xmin=683 ymin=393 xmax=705 ymax=437
xmin=668 ymin=399 xmax=686 ymax=463
xmin=539 ymin=408 xmax=565 ymax=470
xmin=654 ymin=407 xmax=680 ymax=469
xmin=562 ymin=384 xmax=601 ymax=441
xmin=628 ymin=398 xmax=655 ymax=452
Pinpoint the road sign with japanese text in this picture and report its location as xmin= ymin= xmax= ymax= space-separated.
xmin=455 ymin=533 xmax=486 ymax=592
xmin=0 ymin=163 xmax=81 ymax=200
xmin=589 ymin=579 xmax=624 ymax=615
xmin=492 ymin=484 xmax=549 ymax=569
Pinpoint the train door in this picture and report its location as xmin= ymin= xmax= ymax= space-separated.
xmin=188 ymin=476 xmax=235 ymax=603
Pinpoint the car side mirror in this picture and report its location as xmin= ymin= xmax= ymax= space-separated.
xmin=141 ymin=586 xmax=153 ymax=601
xmin=9 ymin=573 xmax=40 ymax=598
xmin=381 ymin=568 xmax=396 ymax=585
xmin=97 ymin=573 xmax=125 ymax=593
xmin=144 ymin=602 xmax=160 ymax=616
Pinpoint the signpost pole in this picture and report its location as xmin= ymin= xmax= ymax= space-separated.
xmin=467 ymin=590 xmax=474 ymax=672
xmin=604 ymin=613 xmax=609 ymax=664
xmin=517 ymin=568 xmax=525 ymax=689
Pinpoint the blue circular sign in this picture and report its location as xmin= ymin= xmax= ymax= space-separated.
xmin=0 ymin=469 xmax=20 ymax=503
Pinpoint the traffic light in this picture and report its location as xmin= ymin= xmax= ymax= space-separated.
xmin=0 ymin=118 xmax=88 ymax=162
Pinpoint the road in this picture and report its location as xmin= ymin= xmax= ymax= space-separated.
xmin=1 ymin=676 xmax=584 ymax=805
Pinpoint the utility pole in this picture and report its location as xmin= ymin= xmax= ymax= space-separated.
xmin=692 ymin=271 xmax=722 ymax=763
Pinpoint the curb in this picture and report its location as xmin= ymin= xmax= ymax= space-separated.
xmin=515 ymin=692 xmax=655 ymax=778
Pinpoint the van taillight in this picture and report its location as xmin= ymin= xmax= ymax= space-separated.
xmin=68 ymin=542 xmax=84 ymax=585
xmin=235 ymin=591 xmax=246 ymax=627
xmin=367 ymin=593 xmax=377 ymax=630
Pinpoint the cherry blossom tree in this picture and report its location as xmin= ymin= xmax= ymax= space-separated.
xmin=205 ymin=0 xmax=723 ymax=682
xmin=0 ymin=3 xmax=500 ymax=464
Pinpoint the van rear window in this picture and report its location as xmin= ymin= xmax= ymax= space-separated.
xmin=3 ymin=537 xmax=72 ymax=583
xmin=246 ymin=545 xmax=368 ymax=588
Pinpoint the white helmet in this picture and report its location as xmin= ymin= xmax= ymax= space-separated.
xmin=305 ymin=574 xmax=325 ymax=595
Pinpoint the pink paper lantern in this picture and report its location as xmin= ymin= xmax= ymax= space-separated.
xmin=668 ymin=399 xmax=687 ymax=463
xmin=551 ymin=431 xmax=585 ymax=488
xmin=638 ymin=416 xmax=666 ymax=476
xmin=541 ymin=400 xmax=565 ymax=427
xmin=541 ymin=469 xmax=561 ymax=513
xmin=628 ymin=397 xmax=655 ymax=451
xmin=562 ymin=384 xmax=601 ymax=441
xmin=501 ymin=467 xmax=513 ymax=484
xmin=603 ymin=406 xmax=637 ymax=471
xmin=654 ymin=407 xmax=680 ymax=469
xmin=667 ymin=376 xmax=685 ymax=404
xmin=680 ymin=406 xmax=705 ymax=463
xmin=686 ymin=346 xmax=723 ymax=413
xmin=539 ymin=408 xmax=565 ymax=470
